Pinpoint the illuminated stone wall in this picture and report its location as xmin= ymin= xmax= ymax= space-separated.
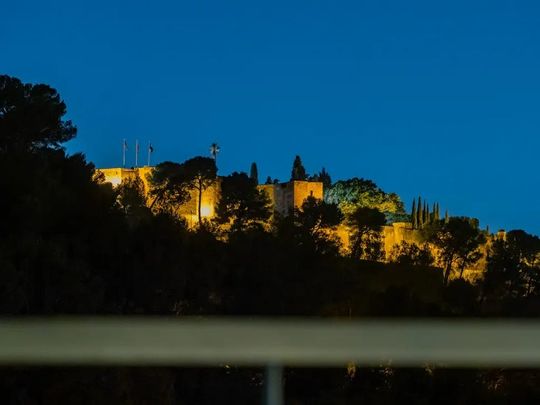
xmin=336 ymin=222 xmax=488 ymax=281
xmin=177 ymin=183 xmax=221 ymax=228
xmin=97 ymin=166 xmax=219 ymax=227
xmin=259 ymin=181 xmax=324 ymax=216
xmin=97 ymin=167 xmax=489 ymax=279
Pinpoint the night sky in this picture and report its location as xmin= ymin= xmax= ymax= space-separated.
xmin=2 ymin=1 xmax=539 ymax=234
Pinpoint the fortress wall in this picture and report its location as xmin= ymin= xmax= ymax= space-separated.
xmin=97 ymin=166 xmax=220 ymax=227
xmin=382 ymin=223 xmax=423 ymax=259
xmin=258 ymin=184 xmax=277 ymax=212
xmin=259 ymin=181 xmax=324 ymax=216
xmin=276 ymin=183 xmax=294 ymax=215
xmin=97 ymin=167 xmax=153 ymax=191
xmin=176 ymin=183 xmax=221 ymax=227
xmin=97 ymin=167 xmax=488 ymax=280
xmin=292 ymin=181 xmax=324 ymax=209
xmin=97 ymin=168 xmax=137 ymax=187
xmin=137 ymin=166 xmax=154 ymax=193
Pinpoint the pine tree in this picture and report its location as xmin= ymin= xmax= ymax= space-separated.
xmin=249 ymin=162 xmax=259 ymax=184
xmin=411 ymin=199 xmax=417 ymax=229
xmin=291 ymin=155 xmax=307 ymax=181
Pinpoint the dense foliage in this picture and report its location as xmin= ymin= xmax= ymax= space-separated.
xmin=325 ymin=177 xmax=407 ymax=222
xmin=2 ymin=75 xmax=540 ymax=404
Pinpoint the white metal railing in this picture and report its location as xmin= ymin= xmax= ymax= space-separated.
xmin=2 ymin=318 xmax=540 ymax=405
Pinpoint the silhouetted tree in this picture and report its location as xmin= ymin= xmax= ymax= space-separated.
xmin=215 ymin=172 xmax=271 ymax=232
xmin=411 ymin=199 xmax=418 ymax=229
xmin=291 ymin=155 xmax=307 ymax=180
xmin=390 ymin=241 xmax=434 ymax=267
xmin=0 ymin=75 xmax=76 ymax=153
xmin=116 ymin=176 xmax=150 ymax=223
xmin=274 ymin=196 xmax=343 ymax=256
xmin=265 ymin=176 xmax=273 ymax=185
xmin=294 ymin=196 xmax=343 ymax=236
xmin=311 ymin=167 xmax=332 ymax=189
xmin=417 ymin=196 xmax=423 ymax=227
xmin=430 ymin=217 xmax=486 ymax=284
xmin=346 ymin=207 xmax=386 ymax=260
xmin=249 ymin=162 xmax=259 ymax=184
xmin=182 ymin=156 xmax=217 ymax=225
xmin=148 ymin=161 xmax=190 ymax=215
xmin=483 ymin=230 xmax=540 ymax=300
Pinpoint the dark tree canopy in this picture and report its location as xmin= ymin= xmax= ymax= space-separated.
xmin=391 ymin=241 xmax=434 ymax=267
xmin=318 ymin=167 xmax=332 ymax=189
xmin=0 ymin=75 xmax=76 ymax=153
xmin=294 ymin=196 xmax=343 ymax=235
xmin=215 ymin=171 xmax=271 ymax=231
xmin=291 ymin=155 xmax=307 ymax=181
xmin=116 ymin=176 xmax=151 ymax=223
xmin=411 ymin=199 xmax=418 ymax=229
xmin=346 ymin=206 xmax=386 ymax=260
xmin=273 ymin=196 xmax=343 ymax=256
xmin=429 ymin=217 xmax=486 ymax=284
xmin=484 ymin=230 xmax=540 ymax=300
xmin=182 ymin=156 xmax=218 ymax=225
xmin=148 ymin=161 xmax=190 ymax=215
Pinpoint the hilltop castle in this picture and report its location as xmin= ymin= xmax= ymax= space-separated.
xmin=97 ymin=166 xmax=324 ymax=225
xmin=97 ymin=166 xmax=488 ymax=280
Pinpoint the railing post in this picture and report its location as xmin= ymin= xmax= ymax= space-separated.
xmin=264 ymin=364 xmax=283 ymax=405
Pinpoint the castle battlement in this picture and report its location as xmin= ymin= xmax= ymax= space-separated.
xmin=96 ymin=167 xmax=324 ymax=223
xmin=96 ymin=166 xmax=489 ymax=281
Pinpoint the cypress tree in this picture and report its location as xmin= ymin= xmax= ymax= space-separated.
xmin=432 ymin=202 xmax=436 ymax=222
xmin=423 ymin=201 xmax=428 ymax=225
xmin=417 ymin=196 xmax=423 ymax=227
xmin=411 ymin=199 xmax=417 ymax=229
xmin=291 ymin=155 xmax=307 ymax=181
xmin=444 ymin=210 xmax=449 ymax=223
xmin=318 ymin=167 xmax=332 ymax=189
xmin=249 ymin=162 xmax=259 ymax=184
xmin=265 ymin=176 xmax=273 ymax=185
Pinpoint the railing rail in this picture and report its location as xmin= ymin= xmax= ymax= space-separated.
xmin=2 ymin=318 xmax=540 ymax=405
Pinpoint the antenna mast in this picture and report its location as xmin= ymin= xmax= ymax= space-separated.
xmin=122 ymin=139 xmax=127 ymax=167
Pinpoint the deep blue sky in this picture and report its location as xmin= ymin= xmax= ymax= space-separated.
xmin=2 ymin=1 xmax=539 ymax=234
